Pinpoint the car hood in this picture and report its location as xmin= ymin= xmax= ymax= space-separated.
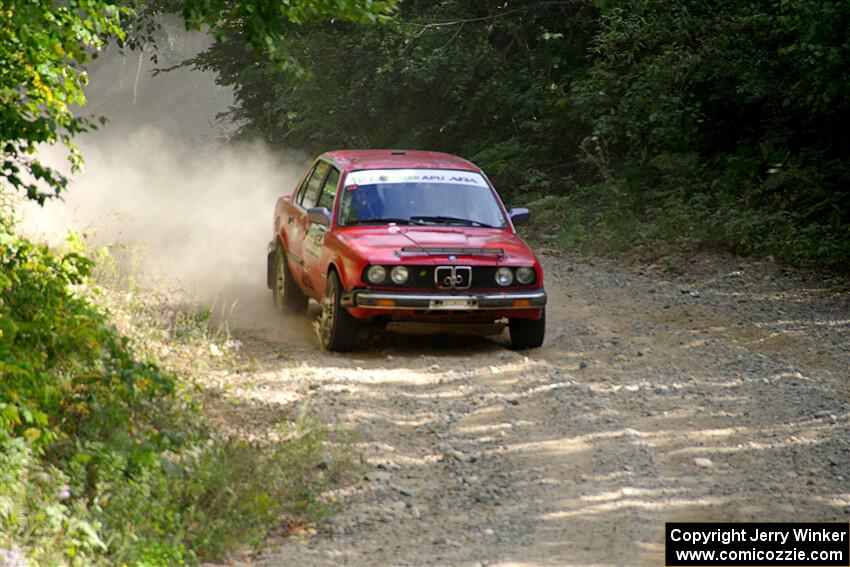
xmin=338 ymin=226 xmax=538 ymax=265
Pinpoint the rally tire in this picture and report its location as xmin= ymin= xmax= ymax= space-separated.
xmin=509 ymin=309 xmax=546 ymax=349
xmin=273 ymin=245 xmax=308 ymax=313
xmin=319 ymin=270 xmax=360 ymax=352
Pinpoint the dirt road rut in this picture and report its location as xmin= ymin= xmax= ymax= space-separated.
xmin=218 ymin=251 xmax=850 ymax=566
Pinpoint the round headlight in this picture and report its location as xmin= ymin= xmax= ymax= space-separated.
xmin=516 ymin=266 xmax=535 ymax=285
xmin=366 ymin=265 xmax=387 ymax=284
xmin=495 ymin=267 xmax=514 ymax=287
xmin=390 ymin=266 xmax=409 ymax=284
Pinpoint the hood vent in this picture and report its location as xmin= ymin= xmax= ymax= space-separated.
xmin=399 ymin=247 xmax=505 ymax=258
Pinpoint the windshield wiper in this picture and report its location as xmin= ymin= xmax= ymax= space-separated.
xmin=410 ymin=215 xmax=496 ymax=228
xmin=346 ymin=217 xmax=420 ymax=226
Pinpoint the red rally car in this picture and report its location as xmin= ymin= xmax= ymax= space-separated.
xmin=267 ymin=150 xmax=547 ymax=351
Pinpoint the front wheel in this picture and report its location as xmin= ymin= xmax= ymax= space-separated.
xmin=319 ymin=271 xmax=360 ymax=352
xmin=509 ymin=309 xmax=545 ymax=349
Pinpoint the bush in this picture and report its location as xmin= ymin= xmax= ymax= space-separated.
xmin=0 ymin=223 xmax=349 ymax=565
xmin=0 ymin=432 xmax=105 ymax=565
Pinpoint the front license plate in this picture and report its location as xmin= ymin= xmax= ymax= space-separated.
xmin=430 ymin=298 xmax=478 ymax=310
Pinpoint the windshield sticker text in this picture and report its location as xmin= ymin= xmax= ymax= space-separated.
xmin=345 ymin=169 xmax=488 ymax=187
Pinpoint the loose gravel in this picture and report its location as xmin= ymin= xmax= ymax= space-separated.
xmin=208 ymin=251 xmax=850 ymax=567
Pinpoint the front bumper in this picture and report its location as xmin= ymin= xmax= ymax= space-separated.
xmin=343 ymin=289 xmax=547 ymax=311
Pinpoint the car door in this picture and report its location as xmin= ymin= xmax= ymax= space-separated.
xmin=286 ymin=161 xmax=330 ymax=285
xmin=303 ymin=165 xmax=341 ymax=292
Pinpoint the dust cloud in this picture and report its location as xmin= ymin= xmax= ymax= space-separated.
xmin=17 ymin=22 xmax=311 ymax=333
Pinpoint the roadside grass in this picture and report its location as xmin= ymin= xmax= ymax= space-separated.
xmin=522 ymin=186 xmax=850 ymax=275
xmin=0 ymin=226 xmax=358 ymax=566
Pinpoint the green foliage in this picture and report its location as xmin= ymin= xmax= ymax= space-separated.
xmin=179 ymin=0 xmax=396 ymax=48
xmin=0 ymin=223 xmax=351 ymax=564
xmin=0 ymin=225 xmax=172 ymax=448
xmin=0 ymin=0 xmax=126 ymax=203
xmin=567 ymin=0 xmax=850 ymax=268
xmin=0 ymin=433 xmax=107 ymax=565
xmin=0 ymin=0 xmax=396 ymax=205
xmin=194 ymin=0 xmax=599 ymax=195
xmin=202 ymin=0 xmax=850 ymax=271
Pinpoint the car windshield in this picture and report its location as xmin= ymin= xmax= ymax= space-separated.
xmin=338 ymin=169 xmax=507 ymax=228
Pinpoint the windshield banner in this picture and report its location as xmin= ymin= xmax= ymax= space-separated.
xmin=345 ymin=169 xmax=488 ymax=188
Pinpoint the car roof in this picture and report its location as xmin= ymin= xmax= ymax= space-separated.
xmin=321 ymin=149 xmax=480 ymax=173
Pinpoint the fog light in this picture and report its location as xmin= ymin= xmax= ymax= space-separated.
xmin=390 ymin=265 xmax=409 ymax=284
xmin=367 ymin=265 xmax=387 ymax=284
xmin=516 ymin=266 xmax=535 ymax=285
xmin=495 ymin=267 xmax=514 ymax=286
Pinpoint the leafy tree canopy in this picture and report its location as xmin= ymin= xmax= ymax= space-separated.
xmin=0 ymin=0 xmax=395 ymax=204
xmin=198 ymin=0 xmax=850 ymax=269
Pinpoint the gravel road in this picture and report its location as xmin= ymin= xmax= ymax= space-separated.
xmin=213 ymin=250 xmax=850 ymax=566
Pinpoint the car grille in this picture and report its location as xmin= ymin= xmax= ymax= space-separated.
xmin=405 ymin=266 xmax=534 ymax=290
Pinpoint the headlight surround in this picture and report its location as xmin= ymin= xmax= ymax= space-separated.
xmin=516 ymin=266 xmax=535 ymax=285
xmin=390 ymin=265 xmax=410 ymax=285
xmin=366 ymin=265 xmax=387 ymax=284
xmin=495 ymin=267 xmax=514 ymax=287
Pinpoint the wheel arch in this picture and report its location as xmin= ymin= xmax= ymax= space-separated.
xmin=276 ymin=231 xmax=289 ymax=252
xmin=325 ymin=256 xmax=349 ymax=290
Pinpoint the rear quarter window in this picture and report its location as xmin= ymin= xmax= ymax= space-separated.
xmin=300 ymin=161 xmax=330 ymax=208
xmin=317 ymin=167 xmax=340 ymax=211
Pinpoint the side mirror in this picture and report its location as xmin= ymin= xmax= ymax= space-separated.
xmin=509 ymin=207 xmax=531 ymax=227
xmin=307 ymin=207 xmax=331 ymax=227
